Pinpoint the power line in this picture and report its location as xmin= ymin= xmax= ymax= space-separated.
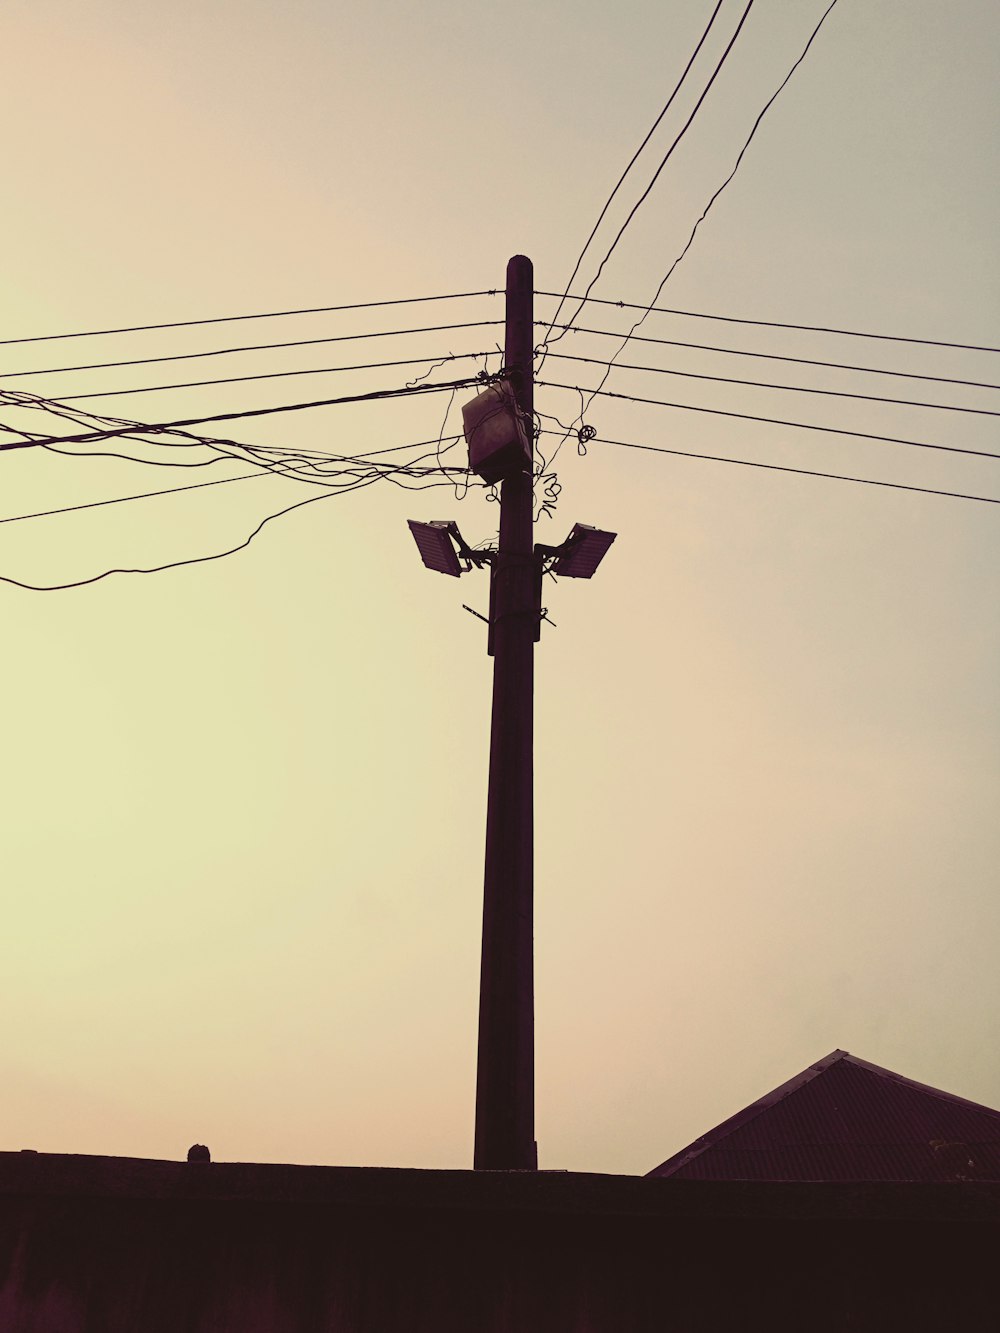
xmin=556 ymin=0 xmax=841 ymax=427
xmin=544 ymin=351 xmax=1000 ymax=418
xmin=612 ymin=0 xmax=841 ymax=356
xmin=235 ymin=436 xmax=470 ymax=487
xmin=0 ymin=437 xmax=476 ymax=590
xmin=2 ymin=390 xmax=473 ymax=480
xmin=24 ymin=440 xmax=237 ymax=470
xmin=2 ymin=322 xmax=504 ymax=379
xmin=543 ymin=0 xmax=756 ymax=349
xmin=541 ymin=322 xmax=1000 ymax=392
xmin=0 ymin=433 xmax=470 ymax=523
xmin=536 ymin=379 xmax=1000 ymax=462
xmin=0 ymin=487 xmax=349 ymax=592
xmin=0 ymin=466 xmax=278 ymax=525
xmin=538 ymin=430 xmax=1000 ymax=506
xmin=542 ymin=0 xmax=725 ymax=336
xmin=32 ymin=434 xmax=468 ymax=477
xmin=536 ymin=290 xmax=1000 ymax=356
xmin=0 ymin=377 xmax=484 ymax=455
xmin=2 ymin=380 xmax=472 ymax=476
xmin=0 ymin=290 xmax=499 ymax=347
xmin=219 ymin=434 xmax=465 ymax=463
xmin=31 ymin=351 xmax=496 ymax=403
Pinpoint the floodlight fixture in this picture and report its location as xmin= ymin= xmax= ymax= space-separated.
xmin=462 ymin=379 xmax=531 ymax=484
xmin=407 ymin=519 xmax=493 ymax=577
xmin=407 ymin=520 xmax=463 ymax=577
xmin=546 ymin=523 xmax=617 ymax=579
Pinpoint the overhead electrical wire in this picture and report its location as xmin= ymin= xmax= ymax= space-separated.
xmin=540 ymin=322 xmax=1000 ymax=392
xmin=14 ymin=438 xmax=239 ymax=470
xmin=0 ymin=428 xmax=469 ymax=516
xmin=1 ymin=323 xmax=504 ymax=379
xmin=536 ymin=430 xmax=999 ymax=506
xmin=221 ymin=439 xmax=471 ymax=493
xmin=28 ymin=351 xmax=496 ymax=403
xmin=237 ymin=434 xmax=465 ymax=463
xmin=2 ymin=388 xmax=473 ymax=486
xmin=0 ymin=383 xmax=477 ymax=485
xmin=536 ymin=380 xmax=1000 ymax=462
xmin=536 ymin=291 xmax=1000 ymax=357
xmin=0 ymin=487 xmax=352 ymax=592
xmin=0 ymin=466 xmax=281 ymax=525
xmin=28 ymin=433 xmax=470 ymax=477
xmin=0 ymin=290 xmax=500 ymax=347
xmin=544 ymin=351 xmax=1000 ymax=417
xmin=543 ymin=0 xmax=726 ymax=335
xmin=0 ymin=377 xmax=485 ymax=455
xmin=610 ymin=0 xmax=841 ymax=358
xmin=0 ymin=435 xmax=477 ymax=590
xmin=541 ymin=0 xmax=756 ymax=351
xmin=558 ymin=0 xmax=841 ymax=430
xmin=245 ymin=435 xmax=470 ymax=485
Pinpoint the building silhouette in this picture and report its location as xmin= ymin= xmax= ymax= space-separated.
xmin=1 ymin=1050 xmax=998 ymax=1330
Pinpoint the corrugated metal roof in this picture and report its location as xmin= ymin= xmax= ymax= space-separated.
xmin=649 ymin=1051 xmax=1000 ymax=1182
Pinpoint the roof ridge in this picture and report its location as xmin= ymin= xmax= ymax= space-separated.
xmin=837 ymin=1053 xmax=1000 ymax=1119
xmin=646 ymin=1051 xmax=1000 ymax=1178
xmin=646 ymin=1050 xmax=851 ymax=1178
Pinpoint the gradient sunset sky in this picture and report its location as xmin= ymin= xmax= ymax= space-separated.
xmin=2 ymin=0 xmax=998 ymax=1174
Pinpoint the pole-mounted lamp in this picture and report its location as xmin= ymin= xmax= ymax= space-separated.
xmin=538 ymin=523 xmax=617 ymax=579
xmin=406 ymin=520 xmax=463 ymax=577
xmin=406 ymin=519 xmax=493 ymax=578
xmin=407 ymin=515 xmax=617 ymax=644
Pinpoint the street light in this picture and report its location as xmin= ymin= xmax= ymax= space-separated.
xmin=406 ymin=520 xmax=463 ymax=577
xmin=543 ymin=524 xmax=617 ymax=579
xmin=407 ymin=519 xmax=493 ymax=577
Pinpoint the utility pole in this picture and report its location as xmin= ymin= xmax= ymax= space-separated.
xmin=406 ymin=255 xmax=615 ymax=1173
xmin=474 ymin=254 xmax=537 ymax=1171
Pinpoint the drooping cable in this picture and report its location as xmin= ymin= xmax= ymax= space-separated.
xmin=1 ymin=381 xmax=478 ymax=485
xmin=0 ymin=377 xmax=484 ymax=455
xmin=0 ymin=486 xmax=351 ymax=592
xmin=0 ymin=437 xmax=478 ymax=589
xmin=0 ymin=426 xmax=470 ymax=518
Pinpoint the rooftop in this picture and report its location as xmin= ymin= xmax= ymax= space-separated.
xmin=648 ymin=1049 xmax=1000 ymax=1182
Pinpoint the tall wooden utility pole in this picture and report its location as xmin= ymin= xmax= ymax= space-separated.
xmin=408 ymin=255 xmax=614 ymax=1170
xmin=474 ymin=255 xmax=538 ymax=1170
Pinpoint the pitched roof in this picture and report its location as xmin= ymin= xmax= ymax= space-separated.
xmin=648 ymin=1050 xmax=1000 ymax=1182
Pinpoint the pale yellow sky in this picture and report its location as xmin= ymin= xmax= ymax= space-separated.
xmin=2 ymin=0 xmax=998 ymax=1173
